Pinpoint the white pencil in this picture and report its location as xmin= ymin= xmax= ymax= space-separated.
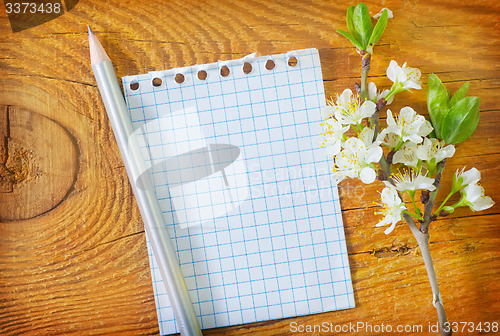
xmin=88 ymin=26 xmax=202 ymax=336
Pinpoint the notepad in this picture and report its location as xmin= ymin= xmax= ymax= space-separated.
xmin=122 ymin=48 xmax=354 ymax=335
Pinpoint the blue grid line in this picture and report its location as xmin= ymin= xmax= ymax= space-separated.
xmin=140 ymin=76 xmax=166 ymax=329
xmin=132 ymin=112 xmax=318 ymax=139
xmin=242 ymin=62 xmax=263 ymax=323
xmin=215 ymin=61 xmax=232 ymax=325
xmin=153 ymin=281 xmax=349 ymax=306
xmin=150 ymin=82 xmax=168 ymax=324
xmin=198 ymin=64 xmax=219 ymax=327
xmin=189 ymin=65 xmax=216 ymax=328
xmin=306 ymin=49 xmax=325 ymax=314
xmin=172 ymin=245 xmax=348 ymax=277
xmin=129 ymin=106 xmax=316 ymax=125
xmin=155 ymin=192 xmax=335 ymax=213
xmin=154 ymin=290 xmax=349 ymax=311
xmin=149 ymin=293 xmax=351 ymax=327
xmin=289 ymin=53 xmax=311 ymax=315
xmin=150 ymin=201 xmax=336 ymax=228
xmin=307 ymin=51 xmax=333 ymax=312
xmin=148 ymin=213 xmax=342 ymax=242
xmin=255 ymin=56 xmax=282 ymax=320
xmin=180 ymin=70 xmax=204 ymax=329
xmin=124 ymin=78 xmax=320 ymax=102
xmin=273 ymin=56 xmax=299 ymax=317
xmin=229 ymin=64 xmax=256 ymax=324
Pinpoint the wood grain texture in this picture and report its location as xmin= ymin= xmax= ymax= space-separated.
xmin=0 ymin=0 xmax=499 ymax=335
xmin=0 ymin=106 xmax=78 ymax=220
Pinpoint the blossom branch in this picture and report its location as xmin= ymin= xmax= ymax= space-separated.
xmin=371 ymin=98 xmax=387 ymax=142
xmin=360 ymin=52 xmax=371 ymax=101
xmin=402 ymin=212 xmax=452 ymax=336
xmin=421 ymin=159 xmax=447 ymax=233
xmin=331 ymin=4 xmax=495 ymax=335
xmin=378 ymin=154 xmax=391 ymax=181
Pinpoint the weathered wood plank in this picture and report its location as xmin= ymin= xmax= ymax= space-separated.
xmin=0 ymin=0 xmax=498 ymax=335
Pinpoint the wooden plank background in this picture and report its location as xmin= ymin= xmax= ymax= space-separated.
xmin=1 ymin=0 xmax=499 ymax=334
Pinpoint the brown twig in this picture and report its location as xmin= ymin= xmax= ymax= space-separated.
xmin=371 ymin=96 xmax=387 ymax=141
xmin=402 ymin=212 xmax=452 ymax=336
xmin=421 ymin=159 xmax=447 ymax=234
xmin=360 ymin=52 xmax=371 ymax=101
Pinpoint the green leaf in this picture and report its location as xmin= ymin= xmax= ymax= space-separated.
xmin=449 ymin=81 xmax=470 ymax=108
xmin=441 ymin=96 xmax=480 ymax=144
xmin=336 ymin=29 xmax=364 ymax=50
xmin=367 ymin=9 xmax=388 ymax=49
xmin=353 ymin=3 xmax=373 ymax=49
xmin=346 ymin=6 xmax=358 ymax=41
xmin=427 ymin=73 xmax=450 ymax=138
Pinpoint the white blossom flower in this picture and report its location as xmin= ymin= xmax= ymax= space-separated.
xmin=334 ymin=137 xmax=383 ymax=184
xmin=368 ymin=82 xmax=394 ymax=105
xmin=417 ymin=138 xmax=455 ymax=163
xmin=386 ymin=107 xmax=429 ymax=144
xmin=373 ymin=8 xmax=393 ymax=19
xmin=453 ymin=167 xmax=480 ymax=190
xmin=321 ymin=117 xmax=350 ymax=157
xmin=332 ymin=89 xmax=376 ymax=125
xmin=330 ymin=169 xmax=347 ymax=184
xmin=387 ymin=60 xmax=422 ymax=91
xmin=322 ymin=105 xmax=335 ymax=120
xmin=336 ymin=88 xmax=352 ymax=107
xmin=388 ymin=169 xmax=436 ymax=192
xmin=461 ymin=184 xmax=494 ymax=211
xmin=418 ymin=120 xmax=434 ymax=138
xmin=392 ymin=142 xmax=419 ymax=168
xmin=323 ymin=137 xmax=341 ymax=157
xmin=375 ymin=185 xmax=406 ymax=234
xmin=383 ymin=132 xmax=400 ymax=148
xmin=359 ymin=126 xmax=387 ymax=149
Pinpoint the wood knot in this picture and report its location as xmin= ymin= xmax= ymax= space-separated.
xmin=0 ymin=106 xmax=79 ymax=221
xmin=371 ymin=243 xmax=414 ymax=259
xmin=1 ymin=145 xmax=34 ymax=187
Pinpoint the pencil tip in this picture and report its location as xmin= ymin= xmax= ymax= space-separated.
xmin=88 ymin=25 xmax=109 ymax=65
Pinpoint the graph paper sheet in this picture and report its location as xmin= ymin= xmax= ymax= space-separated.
xmin=122 ymin=48 xmax=354 ymax=335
